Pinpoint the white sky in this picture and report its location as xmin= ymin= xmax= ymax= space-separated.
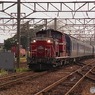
xmin=27 ymin=0 xmax=91 ymax=1
xmin=0 ymin=0 xmax=94 ymax=43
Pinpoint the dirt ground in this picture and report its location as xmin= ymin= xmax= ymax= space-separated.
xmin=82 ymin=80 xmax=95 ymax=95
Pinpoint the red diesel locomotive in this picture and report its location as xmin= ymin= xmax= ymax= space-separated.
xmin=28 ymin=29 xmax=94 ymax=70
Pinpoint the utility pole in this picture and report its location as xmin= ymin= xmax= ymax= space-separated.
xmin=44 ymin=19 xmax=47 ymax=29
xmin=27 ymin=21 xmax=30 ymax=63
xmin=94 ymin=25 xmax=95 ymax=45
xmin=17 ymin=0 xmax=20 ymax=68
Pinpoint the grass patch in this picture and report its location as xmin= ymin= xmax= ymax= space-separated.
xmin=0 ymin=69 xmax=8 ymax=76
xmin=20 ymin=57 xmax=27 ymax=63
xmin=15 ymin=67 xmax=29 ymax=72
xmin=15 ymin=57 xmax=27 ymax=63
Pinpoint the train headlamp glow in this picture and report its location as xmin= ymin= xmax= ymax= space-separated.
xmin=33 ymin=40 xmax=36 ymax=43
xmin=47 ymin=39 xmax=51 ymax=43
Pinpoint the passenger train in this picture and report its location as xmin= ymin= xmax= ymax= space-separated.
xmin=28 ymin=29 xmax=95 ymax=70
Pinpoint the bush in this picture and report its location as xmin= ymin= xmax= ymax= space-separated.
xmin=0 ymin=69 xmax=8 ymax=76
xmin=15 ymin=67 xmax=29 ymax=72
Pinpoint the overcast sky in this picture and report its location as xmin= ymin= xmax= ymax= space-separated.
xmin=0 ymin=0 xmax=94 ymax=43
xmin=0 ymin=0 xmax=93 ymax=2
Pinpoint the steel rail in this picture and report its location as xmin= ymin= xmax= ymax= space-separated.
xmin=34 ymin=60 xmax=95 ymax=95
xmin=0 ymin=71 xmax=47 ymax=89
xmin=0 ymin=72 xmax=31 ymax=81
xmin=65 ymin=66 xmax=95 ymax=95
xmin=77 ymin=68 xmax=95 ymax=81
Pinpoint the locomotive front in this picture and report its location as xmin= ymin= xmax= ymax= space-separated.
xmin=29 ymin=37 xmax=55 ymax=70
xmin=28 ymin=29 xmax=67 ymax=70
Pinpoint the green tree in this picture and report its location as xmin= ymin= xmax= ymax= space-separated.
xmin=4 ymin=37 xmax=17 ymax=50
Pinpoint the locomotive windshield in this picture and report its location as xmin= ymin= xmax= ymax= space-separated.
xmin=37 ymin=33 xmax=47 ymax=37
xmin=36 ymin=29 xmax=62 ymax=39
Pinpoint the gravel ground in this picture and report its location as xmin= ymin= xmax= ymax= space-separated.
xmin=0 ymin=65 xmax=80 ymax=95
xmin=82 ymin=80 xmax=95 ymax=95
xmin=70 ymin=79 xmax=95 ymax=95
xmin=0 ymin=59 xmax=95 ymax=95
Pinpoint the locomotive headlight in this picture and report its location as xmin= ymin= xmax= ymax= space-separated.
xmin=33 ymin=40 xmax=36 ymax=43
xmin=47 ymin=39 xmax=51 ymax=43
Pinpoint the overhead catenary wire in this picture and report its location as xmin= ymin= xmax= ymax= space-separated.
xmin=23 ymin=0 xmax=72 ymax=31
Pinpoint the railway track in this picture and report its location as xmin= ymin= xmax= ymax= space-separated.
xmin=0 ymin=71 xmax=47 ymax=89
xmin=34 ymin=60 xmax=95 ymax=95
xmin=0 ymin=59 xmax=94 ymax=95
xmin=0 ymin=71 xmax=32 ymax=83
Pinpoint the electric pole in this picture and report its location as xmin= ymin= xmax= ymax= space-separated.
xmin=17 ymin=0 xmax=20 ymax=68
